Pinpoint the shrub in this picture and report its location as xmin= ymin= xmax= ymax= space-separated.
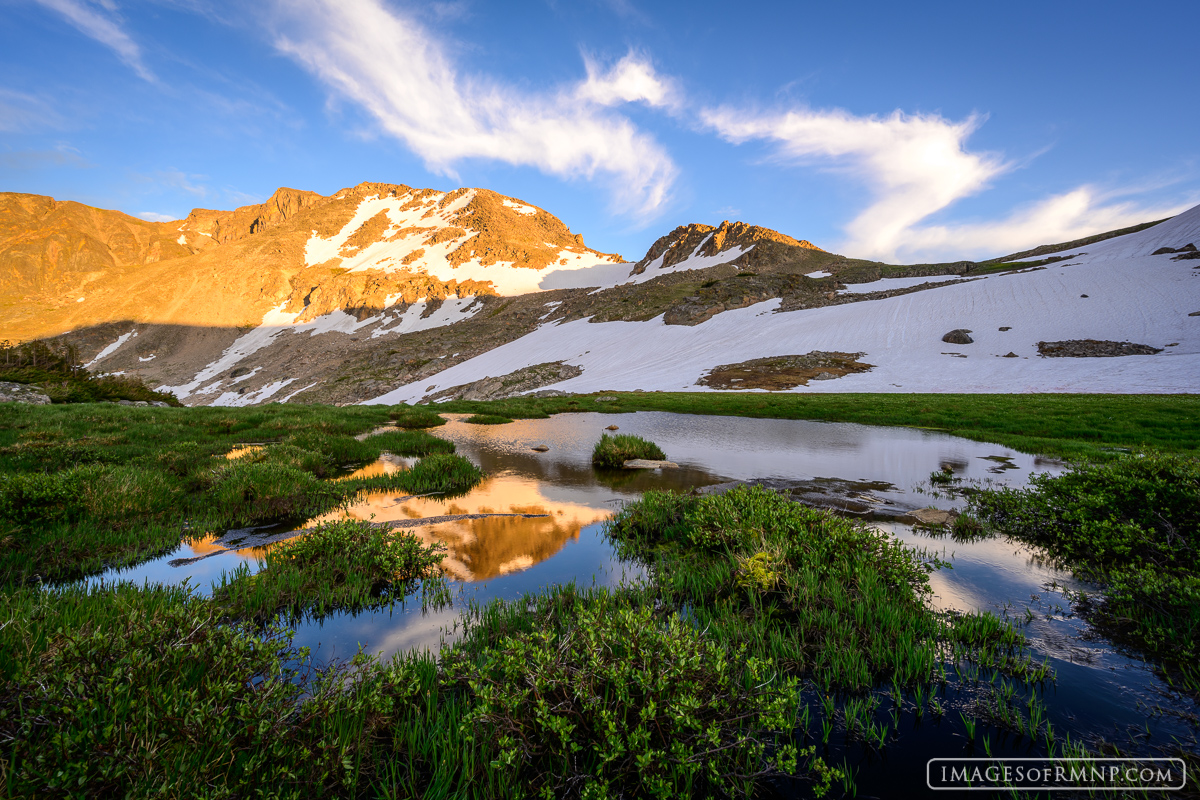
xmin=452 ymin=594 xmax=799 ymax=797
xmin=591 ymin=434 xmax=665 ymax=469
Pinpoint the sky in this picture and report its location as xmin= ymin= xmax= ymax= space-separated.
xmin=2 ymin=0 xmax=1198 ymax=264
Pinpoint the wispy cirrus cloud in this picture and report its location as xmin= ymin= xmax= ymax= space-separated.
xmin=137 ymin=211 xmax=177 ymax=222
xmin=269 ymin=0 xmax=677 ymax=218
xmin=33 ymin=0 xmax=155 ymax=82
xmin=0 ymin=88 xmax=64 ymax=132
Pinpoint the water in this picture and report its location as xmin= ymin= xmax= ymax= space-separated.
xmin=89 ymin=410 xmax=1198 ymax=784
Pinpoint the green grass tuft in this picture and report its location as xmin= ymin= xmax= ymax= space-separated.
xmin=591 ymin=433 xmax=665 ymax=468
xmin=463 ymin=414 xmax=514 ymax=425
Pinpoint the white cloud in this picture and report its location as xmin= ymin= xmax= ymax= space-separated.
xmin=34 ymin=0 xmax=154 ymax=82
xmin=269 ymin=0 xmax=676 ymax=218
xmin=578 ymin=51 xmax=678 ymax=110
xmin=703 ymin=105 xmax=1009 ymax=260
xmin=894 ymin=187 xmax=1192 ymax=261
xmin=702 ymin=103 xmax=1191 ymax=262
xmin=138 ymin=211 xmax=177 ymax=222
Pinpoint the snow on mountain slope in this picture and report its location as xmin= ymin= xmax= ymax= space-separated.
xmin=158 ymin=295 xmax=484 ymax=401
xmin=303 ymin=189 xmax=622 ymax=295
xmin=366 ymin=237 xmax=1200 ymax=402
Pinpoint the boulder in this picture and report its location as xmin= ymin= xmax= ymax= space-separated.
xmin=909 ymin=508 xmax=957 ymax=526
xmin=1172 ymin=251 xmax=1200 ymax=261
xmin=998 ymin=326 xmax=1011 ymax=331
xmin=623 ymin=459 xmax=679 ymax=469
xmin=531 ymin=445 xmax=550 ymax=452
xmin=605 ymin=425 xmax=619 ymax=430
xmin=1003 ymin=352 xmax=1018 ymax=358
xmin=1152 ymin=246 xmax=1178 ymax=255
xmin=941 ymin=329 xmax=973 ymax=345
xmin=0 ymin=381 xmax=51 ymax=405
xmin=594 ymin=395 xmax=617 ymax=402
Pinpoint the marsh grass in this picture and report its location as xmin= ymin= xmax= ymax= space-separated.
xmin=591 ymin=433 xmax=665 ymax=469
xmin=605 ymin=486 xmax=1038 ymax=692
xmin=213 ymin=518 xmax=446 ymax=622
xmin=0 ymin=405 xmax=477 ymax=586
xmin=433 ymin=392 xmax=1200 ymax=460
xmin=463 ymin=413 xmax=514 ymax=425
xmin=388 ymin=405 xmax=448 ymax=429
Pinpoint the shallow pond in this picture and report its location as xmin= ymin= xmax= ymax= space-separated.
xmin=92 ymin=411 xmax=1198 ymax=789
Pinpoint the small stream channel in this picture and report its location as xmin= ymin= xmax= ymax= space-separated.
xmin=90 ymin=411 xmax=1198 ymax=796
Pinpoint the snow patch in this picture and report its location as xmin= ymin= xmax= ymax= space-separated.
xmin=839 ymin=275 xmax=961 ymax=294
xmin=806 ymin=270 xmax=831 ymax=279
xmin=281 ymin=381 xmax=318 ymax=403
xmin=138 ymin=354 xmax=156 ymax=362
xmin=212 ymin=379 xmax=297 ymax=408
xmin=158 ymin=304 xmax=300 ymax=399
xmin=502 ymin=198 xmax=538 ymax=216
xmin=364 ymin=247 xmax=1200 ymax=403
xmin=176 ymin=234 xmax=187 ymax=245
xmin=85 ymin=330 xmax=137 ymax=367
xmin=369 ymin=296 xmax=482 ymax=338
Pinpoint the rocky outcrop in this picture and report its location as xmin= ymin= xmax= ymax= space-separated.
xmin=697 ymin=352 xmax=873 ymax=390
xmin=0 ymin=381 xmax=51 ymax=404
xmin=1037 ymin=340 xmax=1162 ymax=357
xmin=421 ymin=361 xmax=583 ymax=403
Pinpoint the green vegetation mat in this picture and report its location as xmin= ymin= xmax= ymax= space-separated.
xmin=0 ymin=486 xmax=1068 ymax=798
xmin=433 ymin=392 xmax=1200 ymax=459
xmin=0 ymin=404 xmax=481 ymax=586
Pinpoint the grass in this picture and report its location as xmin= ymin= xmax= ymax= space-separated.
xmin=213 ymin=518 xmax=447 ymax=622
xmin=432 ymin=392 xmax=1200 ymax=459
xmin=591 ymin=433 xmax=666 ymax=468
xmin=970 ymin=452 xmax=1200 ymax=693
xmin=0 ymin=404 xmax=480 ymax=586
xmin=463 ymin=413 xmax=514 ymax=425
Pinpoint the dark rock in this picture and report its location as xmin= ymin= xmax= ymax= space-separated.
xmin=531 ymin=445 xmax=550 ymax=452
xmin=1037 ymin=339 xmax=1162 ymax=357
xmin=1003 ymin=352 xmax=1018 ymax=358
xmin=1172 ymin=250 xmax=1200 ymax=261
xmin=229 ymin=367 xmax=250 ymax=378
xmin=1080 ymin=294 xmax=1089 ymax=298
xmin=1181 ymin=243 xmax=1198 ymax=252
xmin=1190 ymin=311 xmax=1200 ymax=317
xmin=998 ymin=326 xmax=1011 ymax=331
xmin=942 ymin=329 xmax=974 ymax=344
xmin=605 ymin=425 xmax=619 ymax=430
xmin=1152 ymin=247 xmax=1178 ymax=255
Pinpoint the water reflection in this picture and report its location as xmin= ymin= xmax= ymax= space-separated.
xmin=310 ymin=471 xmax=612 ymax=581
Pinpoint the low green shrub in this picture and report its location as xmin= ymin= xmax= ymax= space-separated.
xmin=207 ymin=460 xmax=341 ymax=525
xmin=591 ymin=434 xmax=665 ymax=469
xmin=971 ymin=452 xmax=1200 ymax=683
xmin=0 ymin=582 xmax=452 ymax=797
xmin=450 ymin=591 xmax=800 ymax=797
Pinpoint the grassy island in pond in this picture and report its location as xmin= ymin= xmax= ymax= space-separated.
xmin=591 ymin=433 xmax=666 ymax=468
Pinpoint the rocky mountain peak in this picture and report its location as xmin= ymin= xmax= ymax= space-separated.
xmin=634 ymin=220 xmax=823 ymax=273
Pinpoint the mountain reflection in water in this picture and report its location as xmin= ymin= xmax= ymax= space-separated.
xmin=309 ymin=471 xmax=612 ymax=581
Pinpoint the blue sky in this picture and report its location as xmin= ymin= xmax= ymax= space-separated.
xmin=2 ymin=0 xmax=1198 ymax=263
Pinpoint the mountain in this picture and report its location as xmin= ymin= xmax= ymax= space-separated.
xmin=2 ymin=185 xmax=1198 ymax=405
